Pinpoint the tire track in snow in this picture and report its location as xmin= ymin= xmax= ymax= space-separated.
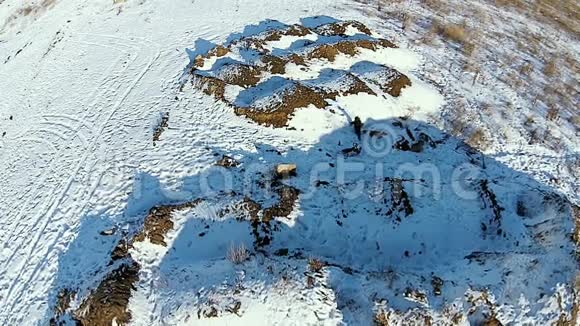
xmin=0 ymin=34 xmax=160 ymax=323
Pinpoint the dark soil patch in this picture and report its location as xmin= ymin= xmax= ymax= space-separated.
xmin=240 ymin=181 xmax=300 ymax=248
xmin=73 ymin=261 xmax=140 ymax=326
xmin=343 ymin=74 xmax=375 ymax=96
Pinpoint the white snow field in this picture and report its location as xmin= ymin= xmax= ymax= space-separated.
xmin=0 ymin=0 xmax=578 ymax=325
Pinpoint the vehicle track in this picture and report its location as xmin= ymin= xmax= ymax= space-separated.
xmin=0 ymin=33 xmax=160 ymax=323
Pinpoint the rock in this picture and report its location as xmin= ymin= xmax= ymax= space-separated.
xmin=100 ymin=228 xmax=116 ymax=236
xmin=276 ymin=164 xmax=297 ymax=178
xmin=216 ymin=155 xmax=239 ymax=168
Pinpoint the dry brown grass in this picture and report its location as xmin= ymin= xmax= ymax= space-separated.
xmin=429 ymin=18 xmax=470 ymax=46
xmin=495 ymin=0 xmax=580 ymax=35
xmin=374 ymin=310 xmax=390 ymax=326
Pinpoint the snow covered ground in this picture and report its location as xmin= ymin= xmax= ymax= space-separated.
xmin=0 ymin=0 xmax=577 ymax=325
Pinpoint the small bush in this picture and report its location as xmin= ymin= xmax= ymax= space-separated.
xmin=440 ymin=23 xmax=469 ymax=44
xmin=308 ymin=258 xmax=325 ymax=272
xmin=374 ymin=310 xmax=390 ymax=326
xmin=227 ymin=243 xmax=249 ymax=264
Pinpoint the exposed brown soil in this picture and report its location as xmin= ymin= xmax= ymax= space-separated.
xmin=315 ymin=21 xmax=372 ymax=36
xmin=307 ymin=44 xmax=340 ymax=61
xmin=134 ymin=199 xmax=203 ymax=246
xmin=384 ymin=72 xmax=411 ymax=97
xmin=284 ymin=24 xmax=312 ymax=37
xmin=190 ymin=20 xmax=403 ymax=128
xmin=261 ymin=55 xmax=288 ymax=74
xmin=49 ymin=289 xmax=75 ymax=325
xmin=393 ymin=130 xmax=436 ymax=152
xmin=234 ymin=37 xmax=268 ymax=53
xmin=217 ymin=64 xmax=262 ymax=87
xmin=262 ymin=24 xmax=312 ymax=41
xmin=235 ymin=181 xmax=300 ymax=247
xmin=288 ymin=53 xmax=306 ymax=66
xmin=336 ymin=73 xmax=376 ymax=96
xmin=191 ymin=73 xmax=227 ymax=99
xmin=263 ymin=184 xmax=300 ymax=223
xmin=307 ymin=39 xmax=396 ymax=62
xmin=111 ymin=238 xmax=131 ymax=261
xmin=234 ymin=83 xmax=330 ymax=127
xmin=153 ymin=113 xmax=169 ymax=144
xmin=194 ymin=45 xmax=229 ymax=68
xmin=73 ymin=261 xmax=140 ymax=326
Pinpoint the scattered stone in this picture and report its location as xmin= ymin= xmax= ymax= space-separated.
xmin=216 ymin=155 xmax=240 ymax=168
xmin=431 ymin=276 xmax=444 ymax=296
xmin=275 ymin=163 xmax=297 ymax=178
xmin=99 ymin=228 xmax=116 ymax=236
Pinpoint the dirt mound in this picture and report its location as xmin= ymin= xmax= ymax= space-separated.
xmin=260 ymin=54 xmax=288 ymax=74
xmin=350 ymin=61 xmax=412 ymax=97
xmin=261 ymin=24 xmax=312 ymax=41
xmin=234 ymin=81 xmax=331 ymax=127
xmin=188 ymin=19 xmax=408 ymax=127
xmin=303 ymin=69 xmax=376 ymax=97
xmin=191 ymin=73 xmax=227 ymax=99
xmin=214 ymin=63 xmax=262 ymax=87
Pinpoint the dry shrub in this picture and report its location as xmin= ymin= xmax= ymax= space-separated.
xmin=308 ymin=258 xmax=325 ymax=272
xmin=468 ymin=128 xmax=490 ymax=150
xmin=227 ymin=243 xmax=249 ymax=264
xmin=544 ymin=59 xmax=559 ymax=77
xmin=374 ymin=310 xmax=390 ymax=325
xmin=439 ymin=23 xmax=469 ymax=44
xmin=546 ymin=107 xmax=559 ymax=121
xmin=520 ymin=62 xmax=533 ymax=76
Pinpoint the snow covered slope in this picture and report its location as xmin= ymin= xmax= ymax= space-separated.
xmin=0 ymin=0 xmax=577 ymax=325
